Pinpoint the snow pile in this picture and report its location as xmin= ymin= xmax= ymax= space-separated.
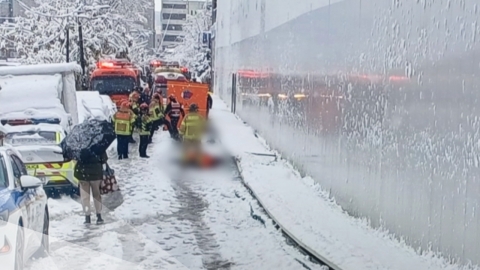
xmin=209 ymin=95 xmax=480 ymax=270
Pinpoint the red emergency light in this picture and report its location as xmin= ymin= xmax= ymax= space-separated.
xmin=97 ymin=59 xmax=133 ymax=69
xmin=2 ymin=119 xmax=33 ymax=126
xmin=150 ymin=60 xmax=162 ymax=67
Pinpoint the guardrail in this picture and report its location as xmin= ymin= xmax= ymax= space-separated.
xmin=232 ymin=156 xmax=343 ymax=270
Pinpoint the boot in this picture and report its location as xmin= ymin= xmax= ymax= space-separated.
xmin=84 ymin=215 xmax=91 ymax=224
xmin=96 ymin=214 xmax=104 ymax=225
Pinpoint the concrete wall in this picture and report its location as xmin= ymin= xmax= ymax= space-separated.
xmin=214 ymin=0 xmax=480 ymax=265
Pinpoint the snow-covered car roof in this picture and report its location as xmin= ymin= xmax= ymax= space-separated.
xmin=100 ymin=95 xmax=117 ymax=113
xmin=0 ymin=144 xmax=23 ymax=159
xmin=0 ymin=74 xmax=71 ymax=128
xmin=0 ymin=74 xmax=66 ymax=112
xmin=4 ymin=123 xmax=64 ymax=134
xmin=77 ymin=91 xmax=113 ymax=122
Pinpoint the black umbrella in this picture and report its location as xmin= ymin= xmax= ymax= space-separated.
xmin=61 ymin=118 xmax=115 ymax=162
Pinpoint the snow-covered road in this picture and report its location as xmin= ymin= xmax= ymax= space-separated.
xmin=26 ymin=132 xmax=326 ymax=270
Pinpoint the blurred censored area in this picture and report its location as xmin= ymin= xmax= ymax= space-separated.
xmin=214 ymin=0 xmax=480 ymax=265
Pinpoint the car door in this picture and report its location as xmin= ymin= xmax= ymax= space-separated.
xmin=9 ymin=154 xmax=41 ymax=255
xmin=12 ymin=154 xmax=45 ymax=231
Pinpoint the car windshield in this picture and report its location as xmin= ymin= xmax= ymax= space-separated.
xmin=91 ymin=76 xmax=135 ymax=95
xmin=0 ymin=156 xmax=7 ymax=188
xmin=5 ymin=131 xmax=57 ymax=146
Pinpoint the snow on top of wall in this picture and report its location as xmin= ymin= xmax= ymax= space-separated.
xmin=0 ymin=62 xmax=81 ymax=76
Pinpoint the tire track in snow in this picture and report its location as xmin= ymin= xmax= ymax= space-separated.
xmin=171 ymin=175 xmax=234 ymax=269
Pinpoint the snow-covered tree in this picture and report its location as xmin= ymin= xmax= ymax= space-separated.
xmin=0 ymin=0 xmax=152 ymax=69
xmin=164 ymin=7 xmax=212 ymax=81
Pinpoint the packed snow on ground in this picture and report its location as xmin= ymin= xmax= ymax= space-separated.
xmin=26 ymin=155 xmax=189 ymax=269
xmin=27 ymin=128 xmax=331 ymax=269
xmin=209 ymin=95 xmax=480 ymax=270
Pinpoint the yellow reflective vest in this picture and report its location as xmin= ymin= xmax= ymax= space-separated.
xmin=139 ymin=115 xmax=153 ymax=135
xmin=113 ymin=111 xmax=136 ymax=135
xmin=179 ymin=113 xmax=206 ymax=140
xmin=149 ymin=102 xmax=162 ymax=120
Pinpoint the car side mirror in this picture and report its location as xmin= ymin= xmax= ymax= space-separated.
xmin=20 ymin=175 xmax=42 ymax=189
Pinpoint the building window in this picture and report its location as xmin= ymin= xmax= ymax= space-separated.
xmin=162 ymin=4 xmax=187 ymax=9
xmin=162 ymin=24 xmax=183 ymax=31
xmin=162 ymin=13 xmax=186 ymax=20
xmin=163 ymin=35 xmax=184 ymax=42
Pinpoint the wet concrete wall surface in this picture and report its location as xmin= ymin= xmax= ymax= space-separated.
xmin=214 ymin=0 xmax=480 ymax=265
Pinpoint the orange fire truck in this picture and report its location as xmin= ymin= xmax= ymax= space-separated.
xmin=89 ymin=59 xmax=140 ymax=107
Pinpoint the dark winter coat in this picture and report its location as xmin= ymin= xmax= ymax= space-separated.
xmin=74 ymin=152 xmax=108 ymax=181
xmin=139 ymin=93 xmax=151 ymax=105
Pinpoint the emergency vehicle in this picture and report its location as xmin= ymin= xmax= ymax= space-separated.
xmin=90 ymin=59 xmax=140 ymax=108
xmin=153 ymin=66 xmax=188 ymax=98
xmin=2 ymin=119 xmax=79 ymax=197
xmin=149 ymin=59 xmax=164 ymax=71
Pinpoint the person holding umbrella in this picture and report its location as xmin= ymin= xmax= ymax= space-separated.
xmin=75 ymin=152 xmax=108 ymax=225
xmin=61 ymin=118 xmax=116 ymax=225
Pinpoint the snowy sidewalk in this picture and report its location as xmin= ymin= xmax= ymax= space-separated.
xmin=209 ymin=95 xmax=472 ymax=270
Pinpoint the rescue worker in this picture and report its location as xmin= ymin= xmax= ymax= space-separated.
xmin=179 ymin=103 xmax=207 ymax=164
xmin=140 ymin=86 xmax=151 ymax=105
xmin=138 ymin=103 xmax=153 ymax=158
xmin=206 ymin=91 xmax=213 ymax=119
xmin=113 ymin=101 xmax=136 ymax=159
xmin=164 ymin=94 xmax=185 ymax=140
xmin=129 ymin=90 xmax=141 ymax=143
xmin=148 ymin=95 xmax=160 ymax=143
xmin=150 ymin=93 xmax=172 ymax=141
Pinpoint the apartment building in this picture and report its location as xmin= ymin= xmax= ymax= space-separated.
xmin=159 ymin=0 xmax=208 ymax=50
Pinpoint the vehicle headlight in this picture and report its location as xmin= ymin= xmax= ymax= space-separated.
xmin=0 ymin=210 xmax=9 ymax=226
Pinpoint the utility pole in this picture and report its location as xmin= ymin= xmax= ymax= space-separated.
xmin=78 ymin=20 xmax=85 ymax=75
xmin=66 ymin=27 xmax=70 ymax=62
xmin=8 ymin=0 xmax=13 ymax=23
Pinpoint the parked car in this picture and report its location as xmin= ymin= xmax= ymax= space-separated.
xmin=77 ymin=91 xmax=116 ymax=123
xmin=3 ymin=123 xmax=79 ymax=198
xmin=0 ymin=140 xmax=49 ymax=270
